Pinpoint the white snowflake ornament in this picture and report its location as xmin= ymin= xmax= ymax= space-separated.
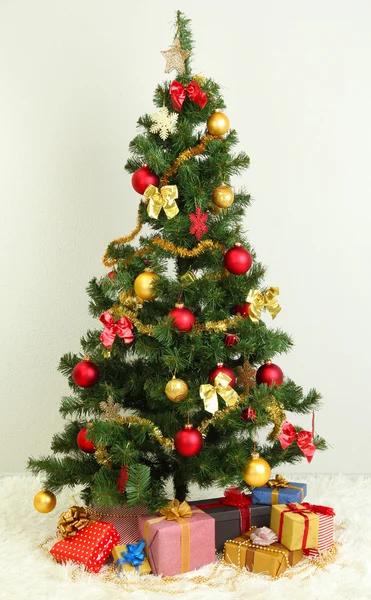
xmin=150 ymin=107 xmax=178 ymax=140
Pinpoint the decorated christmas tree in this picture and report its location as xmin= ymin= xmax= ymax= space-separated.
xmin=28 ymin=11 xmax=326 ymax=514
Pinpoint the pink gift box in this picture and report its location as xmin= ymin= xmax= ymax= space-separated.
xmin=138 ymin=510 xmax=215 ymax=576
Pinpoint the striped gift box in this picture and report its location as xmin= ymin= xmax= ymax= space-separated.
xmin=302 ymin=504 xmax=335 ymax=558
xmin=88 ymin=504 xmax=148 ymax=545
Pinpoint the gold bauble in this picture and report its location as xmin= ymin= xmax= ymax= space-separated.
xmin=134 ymin=270 xmax=159 ymax=301
xmin=207 ymin=111 xmax=230 ymax=136
xmin=165 ymin=376 xmax=189 ymax=402
xmin=33 ymin=489 xmax=57 ymax=513
xmin=212 ymin=185 xmax=234 ymax=209
xmin=242 ymin=452 xmax=271 ymax=487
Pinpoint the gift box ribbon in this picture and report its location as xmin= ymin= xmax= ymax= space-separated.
xmin=195 ymin=488 xmax=252 ymax=532
xmin=278 ymin=503 xmax=313 ymax=549
xmin=267 ymin=474 xmax=305 ymax=504
xmin=301 ymin=502 xmax=335 ymax=517
xmin=115 ymin=538 xmax=146 ymax=573
xmin=143 ymin=500 xmax=202 ymax=574
xmin=224 ymin=531 xmax=290 ymax=575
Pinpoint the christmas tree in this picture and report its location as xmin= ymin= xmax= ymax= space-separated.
xmin=28 ymin=11 xmax=326 ymax=511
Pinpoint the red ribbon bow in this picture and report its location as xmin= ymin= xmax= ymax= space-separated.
xmin=301 ymin=502 xmax=335 ymax=517
xmin=221 ymin=487 xmax=252 ymax=508
xmin=170 ymin=80 xmax=208 ymax=112
xmin=99 ymin=311 xmax=134 ymax=349
xmin=278 ymin=421 xmax=316 ymax=463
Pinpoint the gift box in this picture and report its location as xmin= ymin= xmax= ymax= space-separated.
xmin=112 ymin=539 xmax=152 ymax=575
xmin=138 ymin=500 xmax=215 ymax=576
xmin=191 ymin=489 xmax=271 ymax=552
xmin=223 ymin=527 xmax=303 ymax=577
xmin=50 ymin=521 xmax=120 ymax=572
xmin=88 ymin=503 xmax=148 ymax=544
xmin=270 ymin=503 xmax=319 ymax=551
xmin=301 ymin=503 xmax=335 ymax=557
xmin=252 ymin=475 xmax=307 ymax=506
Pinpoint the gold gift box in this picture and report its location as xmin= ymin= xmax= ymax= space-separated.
xmin=270 ymin=503 xmax=319 ymax=551
xmin=223 ymin=528 xmax=303 ymax=578
xmin=112 ymin=544 xmax=152 ymax=575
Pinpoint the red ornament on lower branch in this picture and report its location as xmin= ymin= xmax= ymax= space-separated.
xmin=224 ymin=333 xmax=239 ymax=347
xmin=168 ymin=303 xmax=195 ymax=332
xmin=77 ymin=428 xmax=96 ymax=453
xmin=131 ymin=165 xmax=159 ymax=195
xmin=256 ymin=360 xmax=283 ymax=386
xmin=72 ymin=359 xmax=100 ymax=388
xmin=208 ymin=362 xmax=236 ymax=388
xmin=224 ymin=243 xmax=252 ymax=275
xmin=174 ymin=425 xmax=203 ymax=457
xmin=107 ymin=270 xmax=116 ymax=281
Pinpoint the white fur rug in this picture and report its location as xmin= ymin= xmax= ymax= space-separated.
xmin=1 ymin=474 xmax=370 ymax=600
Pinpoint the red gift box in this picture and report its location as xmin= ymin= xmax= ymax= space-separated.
xmin=50 ymin=521 xmax=120 ymax=572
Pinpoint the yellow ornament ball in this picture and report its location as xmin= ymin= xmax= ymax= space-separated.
xmin=134 ymin=270 xmax=159 ymax=301
xmin=212 ymin=185 xmax=234 ymax=209
xmin=33 ymin=489 xmax=57 ymax=513
xmin=165 ymin=376 xmax=189 ymax=402
xmin=207 ymin=111 xmax=230 ymax=136
xmin=242 ymin=452 xmax=271 ymax=487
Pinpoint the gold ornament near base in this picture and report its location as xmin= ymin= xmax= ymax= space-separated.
xmin=207 ymin=111 xmax=230 ymax=136
xmin=34 ymin=489 xmax=57 ymax=513
xmin=242 ymin=452 xmax=271 ymax=487
xmin=212 ymin=184 xmax=234 ymax=209
xmin=134 ymin=270 xmax=159 ymax=301
xmin=165 ymin=376 xmax=189 ymax=402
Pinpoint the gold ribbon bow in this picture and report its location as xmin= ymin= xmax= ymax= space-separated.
xmin=268 ymin=474 xmax=289 ymax=489
xmin=200 ymin=372 xmax=239 ymax=414
xmin=159 ymin=499 xmax=193 ymax=521
xmin=245 ymin=287 xmax=281 ymax=324
xmin=144 ymin=184 xmax=179 ymax=219
xmin=57 ymin=505 xmax=92 ymax=539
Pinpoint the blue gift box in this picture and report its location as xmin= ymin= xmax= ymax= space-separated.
xmin=252 ymin=481 xmax=307 ymax=505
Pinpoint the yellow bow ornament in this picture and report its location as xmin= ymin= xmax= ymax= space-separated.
xmin=159 ymin=499 xmax=193 ymax=521
xmin=200 ymin=372 xmax=239 ymax=415
xmin=144 ymin=184 xmax=179 ymax=219
xmin=245 ymin=287 xmax=281 ymax=324
xmin=267 ymin=474 xmax=289 ymax=489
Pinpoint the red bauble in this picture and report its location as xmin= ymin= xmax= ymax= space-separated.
xmin=72 ymin=359 xmax=100 ymax=388
xmin=168 ymin=303 xmax=195 ymax=332
xmin=174 ymin=425 xmax=203 ymax=457
xmin=131 ymin=166 xmax=160 ymax=195
xmin=208 ymin=362 xmax=237 ymax=388
xmin=77 ymin=428 xmax=96 ymax=453
xmin=256 ymin=360 xmax=284 ymax=386
xmin=235 ymin=303 xmax=250 ymax=318
xmin=107 ymin=270 xmax=116 ymax=281
xmin=224 ymin=333 xmax=239 ymax=347
xmin=224 ymin=243 xmax=252 ymax=275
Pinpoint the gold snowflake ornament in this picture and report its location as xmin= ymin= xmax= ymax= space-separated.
xmin=99 ymin=396 xmax=121 ymax=421
xmin=150 ymin=107 xmax=178 ymax=140
xmin=161 ymin=36 xmax=191 ymax=75
xmin=236 ymin=361 xmax=257 ymax=396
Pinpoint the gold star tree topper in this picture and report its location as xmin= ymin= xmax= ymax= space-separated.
xmin=161 ymin=36 xmax=191 ymax=75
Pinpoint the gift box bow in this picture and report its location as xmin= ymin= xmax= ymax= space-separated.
xmin=200 ymin=372 xmax=239 ymax=414
xmin=221 ymin=487 xmax=252 ymax=508
xmin=57 ymin=505 xmax=92 ymax=539
xmin=301 ymin=502 xmax=335 ymax=517
xmin=144 ymin=184 xmax=179 ymax=220
xmin=115 ymin=538 xmax=146 ymax=573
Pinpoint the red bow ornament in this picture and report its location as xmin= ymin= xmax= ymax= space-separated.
xmin=99 ymin=311 xmax=134 ymax=349
xmin=278 ymin=421 xmax=316 ymax=463
xmin=170 ymin=80 xmax=208 ymax=112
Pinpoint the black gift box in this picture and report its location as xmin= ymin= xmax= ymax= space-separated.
xmin=190 ymin=497 xmax=271 ymax=553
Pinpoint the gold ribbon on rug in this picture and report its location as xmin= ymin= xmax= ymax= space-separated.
xmin=143 ymin=184 xmax=179 ymax=219
xmin=267 ymin=474 xmax=304 ymax=504
xmin=199 ymin=372 xmax=239 ymax=414
xmin=245 ymin=287 xmax=281 ymax=323
xmin=143 ymin=500 xmax=202 ymax=574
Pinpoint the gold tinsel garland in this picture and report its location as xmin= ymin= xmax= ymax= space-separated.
xmin=265 ymin=398 xmax=286 ymax=441
xmin=160 ymin=134 xmax=221 ymax=186
xmin=102 ymin=211 xmax=143 ymax=267
xmin=152 ymin=237 xmax=225 ymax=258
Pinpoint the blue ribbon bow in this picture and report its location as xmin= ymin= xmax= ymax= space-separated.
xmin=115 ymin=538 xmax=146 ymax=573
